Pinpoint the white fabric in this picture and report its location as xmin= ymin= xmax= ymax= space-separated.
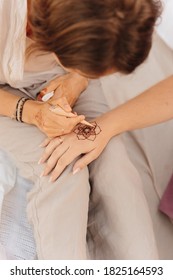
xmin=0 ymin=150 xmax=17 ymax=259
xmin=0 ymin=0 xmax=173 ymax=260
xmin=0 ymin=170 xmax=36 ymax=260
xmin=0 ymin=0 xmax=62 ymax=98
xmin=0 ymin=244 xmax=6 ymax=260
xmin=17 ymin=38 xmax=63 ymax=98
xmin=0 ymin=0 xmax=27 ymax=258
xmin=0 ymin=0 xmax=27 ymax=86
xmin=156 ymin=0 xmax=173 ymax=50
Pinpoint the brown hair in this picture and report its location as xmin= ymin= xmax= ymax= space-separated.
xmin=28 ymin=0 xmax=161 ymax=76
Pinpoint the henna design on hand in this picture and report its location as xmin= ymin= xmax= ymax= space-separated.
xmin=73 ymin=122 xmax=102 ymax=141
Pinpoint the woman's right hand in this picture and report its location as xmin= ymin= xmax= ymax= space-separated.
xmin=22 ymin=98 xmax=85 ymax=138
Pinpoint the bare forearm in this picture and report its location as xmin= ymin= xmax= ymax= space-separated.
xmin=0 ymin=88 xmax=85 ymax=137
xmin=0 ymin=88 xmax=37 ymax=123
xmin=102 ymin=75 xmax=173 ymax=137
xmin=0 ymin=89 xmax=20 ymax=117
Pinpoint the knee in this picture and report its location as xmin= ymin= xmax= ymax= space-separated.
xmin=89 ymin=135 xmax=143 ymax=193
xmin=90 ymin=135 xmax=129 ymax=173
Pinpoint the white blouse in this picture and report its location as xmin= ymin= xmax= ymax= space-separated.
xmin=0 ymin=0 xmax=27 ymax=87
xmin=0 ymin=0 xmax=63 ymax=98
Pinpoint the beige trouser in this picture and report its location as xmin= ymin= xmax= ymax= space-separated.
xmin=0 ymin=80 xmax=158 ymax=259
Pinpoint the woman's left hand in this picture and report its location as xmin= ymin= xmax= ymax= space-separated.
xmin=37 ymin=72 xmax=89 ymax=107
xmin=39 ymin=116 xmax=113 ymax=182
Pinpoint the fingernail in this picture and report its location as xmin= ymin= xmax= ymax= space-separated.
xmin=73 ymin=168 xmax=81 ymax=175
xmin=49 ymin=177 xmax=53 ymax=183
xmin=40 ymin=172 xmax=44 ymax=178
xmin=65 ymin=104 xmax=71 ymax=111
xmin=38 ymin=158 xmax=43 ymax=164
xmin=39 ymin=143 xmax=44 ymax=147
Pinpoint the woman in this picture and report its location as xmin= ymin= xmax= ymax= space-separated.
xmin=0 ymin=0 xmax=161 ymax=259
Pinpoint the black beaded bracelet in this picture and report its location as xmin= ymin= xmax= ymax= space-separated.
xmin=15 ymin=97 xmax=23 ymax=121
xmin=15 ymin=97 xmax=30 ymax=122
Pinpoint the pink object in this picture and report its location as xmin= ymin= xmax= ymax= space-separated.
xmin=159 ymin=174 xmax=173 ymax=219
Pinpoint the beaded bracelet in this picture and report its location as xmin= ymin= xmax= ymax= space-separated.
xmin=15 ymin=97 xmax=30 ymax=122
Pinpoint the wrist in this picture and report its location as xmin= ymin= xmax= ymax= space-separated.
xmin=22 ymin=100 xmax=40 ymax=125
xmin=95 ymin=110 xmax=128 ymax=140
xmin=93 ymin=114 xmax=116 ymax=141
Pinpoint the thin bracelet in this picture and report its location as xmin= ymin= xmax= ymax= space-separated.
xmin=15 ymin=97 xmax=30 ymax=122
xmin=19 ymin=98 xmax=30 ymax=122
xmin=15 ymin=97 xmax=23 ymax=121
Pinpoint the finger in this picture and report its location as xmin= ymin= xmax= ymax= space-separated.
xmin=37 ymin=90 xmax=54 ymax=102
xmin=37 ymin=87 xmax=54 ymax=101
xmin=37 ymin=76 xmax=61 ymax=100
xmin=39 ymin=137 xmax=63 ymax=164
xmin=54 ymin=96 xmax=72 ymax=112
xmin=42 ymin=122 xmax=68 ymax=137
xmin=49 ymin=105 xmax=76 ymax=118
xmin=53 ymin=84 xmax=65 ymax=98
xmin=37 ymin=91 xmax=44 ymax=101
xmin=39 ymin=126 xmax=65 ymax=138
xmin=39 ymin=137 xmax=52 ymax=148
xmin=73 ymin=149 xmax=98 ymax=174
xmin=42 ymin=77 xmax=61 ymax=94
xmin=39 ymin=128 xmax=59 ymax=138
xmin=68 ymin=115 xmax=85 ymax=130
xmin=43 ymin=144 xmax=70 ymax=177
xmin=49 ymin=147 xmax=79 ymax=182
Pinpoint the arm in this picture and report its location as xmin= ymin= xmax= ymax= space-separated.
xmin=0 ymin=88 xmax=23 ymax=119
xmin=39 ymin=75 xmax=173 ymax=180
xmin=0 ymin=88 xmax=84 ymax=137
xmin=104 ymin=75 xmax=173 ymax=137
